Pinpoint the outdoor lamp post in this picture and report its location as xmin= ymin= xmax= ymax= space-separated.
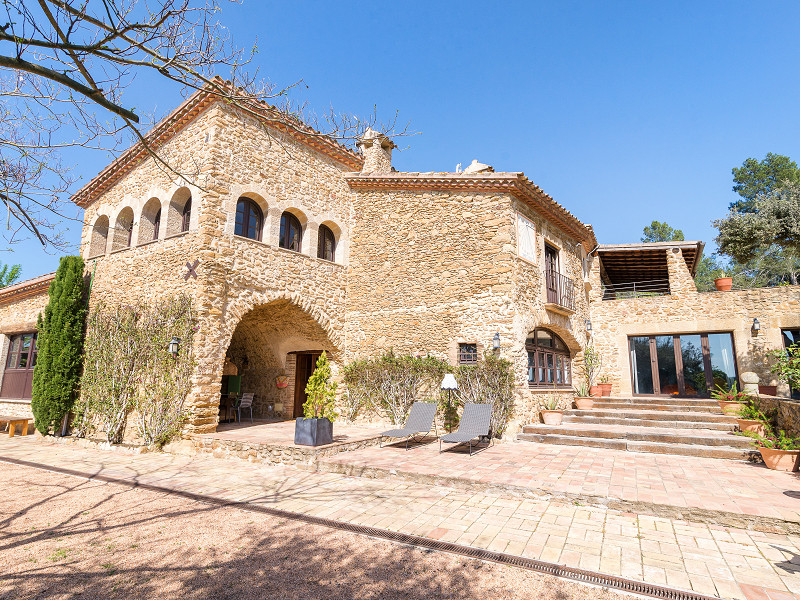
xmin=492 ymin=332 xmax=501 ymax=351
xmin=168 ymin=336 xmax=181 ymax=358
xmin=441 ymin=374 xmax=458 ymax=433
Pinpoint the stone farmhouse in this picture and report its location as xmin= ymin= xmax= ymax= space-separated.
xmin=0 ymin=84 xmax=798 ymax=446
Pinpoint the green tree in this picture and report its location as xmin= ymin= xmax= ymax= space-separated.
xmin=31 ymin=256 xmax=86 ymax=434
xmin=714 ymin=182 xmax=800 ymax=285
xmin=731 ymin=153 xmax=800 ymax=212
xmin=0 ymin=262 xmax=21 ymax=287
xmin=641 ymin=221 xmax=684 ymax=243
xmin=304 ymin=352 xmax=338 ymax=421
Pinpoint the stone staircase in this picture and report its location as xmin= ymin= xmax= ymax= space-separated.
xmin=518 ymin=396 xmax=760 ymax=460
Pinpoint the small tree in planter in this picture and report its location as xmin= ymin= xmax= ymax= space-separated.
xmin=295 ymin=352 xmax=338 ymax=446
xmin=583 ymin=345 xmax=602 ymax=397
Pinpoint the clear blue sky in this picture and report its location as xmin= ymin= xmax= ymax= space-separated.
xmin=8 ymin=0 xmax=800 ymax=278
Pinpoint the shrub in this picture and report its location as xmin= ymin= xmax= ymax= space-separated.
xmin=31 ymin=256 xmax=86 ymax=434
xmin=741 ymin=429 xmax=800 ymax=451
xmin=453 ymin=352 xmax=515 ymax=437
xmin=75 ymin=295 xmax=195 ymax=446
xmin=342 ymin=351 xmax=448 ymax=425
xmin=304 ymin=352 xmax=337 ymax=421
xmin=771 ymin=345 xmax=800 ymax=393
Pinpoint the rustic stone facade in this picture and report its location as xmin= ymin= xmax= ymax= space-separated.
xmin=589 ymin=246 xmax=800 ymax=397
xmin=3 ymin=85 xmax=799 ymax=441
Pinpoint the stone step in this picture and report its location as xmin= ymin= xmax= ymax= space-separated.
xmin=594 ymin=396 xmax=719 ymax=407
xmin=520 ymin=423 xmax=755 ymax=448
xmin=516 ymin=433 xmax=759 ymax=460
xmin=567 ymin=409 xmax=733 ymax=422
xmin=561 ymin=415 xmax=735 ymax=431
xmin=585 ymin=402 xmax=721 ymax=413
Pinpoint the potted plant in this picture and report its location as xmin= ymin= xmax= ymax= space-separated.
xmin=710 ymin=382 xmax=750 ymax=415
xmin=294 ymin=352 xmax=338 ymax=446
xmin=598 ymin=375 xmax=612 ymax=397
xmin=735 ymin=397 xmax=767 ymax=437
xmin=573 ymin=381 xmax=593 ymax=410
xmin=714 ymin=269 xmax=733 ymax=291
xmin=742 ymin=429 xmax=800 ymax=472
xmin=583 ymin=346 xmax=602 ymax=397
xmin=540 ymin=395 xmax=564 ymax=425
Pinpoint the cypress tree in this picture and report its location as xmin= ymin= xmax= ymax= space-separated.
xmin=31 ymin=256 xmax=86 ymax=434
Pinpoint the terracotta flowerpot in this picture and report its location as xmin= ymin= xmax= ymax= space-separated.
xmin=574 ymin=396 xmax=594 ymax=410
xmin=717 ymin=400 xmax=741 ymax=415
xmin=599 ymin=383 xmax=612 ymax=397
xmin=736 ymin=418 xmax=766 ymax=436
xmin=759 ymin=385 xmax=778 ymax=396
xmin=541 ymin=410 xmax=564 ymax=425
xmin=714 ymin=277 xmax=733 ymax=291
xmin=589 ymin=386 xmax=602 ymax=398
xmin=759 ymin=447 xmax=800 ymax=472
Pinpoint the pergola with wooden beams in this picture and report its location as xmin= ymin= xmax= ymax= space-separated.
xmin=594 ymin=241 xmax=704 ymax=295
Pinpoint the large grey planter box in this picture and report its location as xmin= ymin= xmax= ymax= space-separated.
xmin=294 ymin=417 xmax=333 ymax=446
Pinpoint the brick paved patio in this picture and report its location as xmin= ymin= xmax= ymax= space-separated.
xmin=2 ymin=436 xmax=800 ymax=599
xmin=320 ymin=439 xmax=800 ymax=527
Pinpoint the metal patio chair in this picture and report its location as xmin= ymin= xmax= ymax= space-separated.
xmin=380 ymin=402 xmax=438 ymax=449
xmin=235 ymin=392 xmax=254 ymax=423
xmin=439 ymin=403 xmax=492 ymax=456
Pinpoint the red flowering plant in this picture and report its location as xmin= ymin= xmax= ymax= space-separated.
xmin=740 ymin=427 xmax=800 ymax=451
xmin=710 ymin=381 xmax=752 ymax=403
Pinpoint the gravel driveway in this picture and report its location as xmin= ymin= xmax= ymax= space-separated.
xmin=0 ymin=462 xmax=634 ymax=600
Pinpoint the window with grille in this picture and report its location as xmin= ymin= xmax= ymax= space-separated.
xmin=458 ymin=343 xmax=478 ymax=365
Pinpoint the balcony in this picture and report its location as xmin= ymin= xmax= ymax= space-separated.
xmin=601 ymin=278 xmax=670 ymax=300
xmin=544 ymin=269 xmax=576 ymax=314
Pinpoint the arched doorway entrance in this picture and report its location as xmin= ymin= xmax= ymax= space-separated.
xmin=525 ymin=328 xmax=572 ymax=388
xmin=219 ymin=299 xmax=337 ymax=423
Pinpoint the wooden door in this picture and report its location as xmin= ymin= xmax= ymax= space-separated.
xmin=0 ymin=332 xmax=37 ymax=399
xmin=293 ymin=352 xmax=321 ymax=417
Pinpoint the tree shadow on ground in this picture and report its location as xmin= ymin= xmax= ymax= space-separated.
xmin=0 ymin=466 xmax=591 ymax=600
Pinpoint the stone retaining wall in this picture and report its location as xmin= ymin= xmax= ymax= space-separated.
xmin=756 ymin=396 xmax=800 ymax=438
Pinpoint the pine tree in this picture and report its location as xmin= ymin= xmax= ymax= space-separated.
xmin=31 ymin=256 xmax=86 ymax=434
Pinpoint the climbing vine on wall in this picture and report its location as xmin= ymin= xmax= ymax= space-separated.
xmin=74 ymin=295 xmax=196 ymax=446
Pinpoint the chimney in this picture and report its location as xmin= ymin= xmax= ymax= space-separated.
xmin=357 ymin=128 xmax=396 ymax=173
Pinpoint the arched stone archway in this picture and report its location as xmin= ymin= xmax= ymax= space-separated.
xmin=186 ymin=295 xmax=341 ymax=433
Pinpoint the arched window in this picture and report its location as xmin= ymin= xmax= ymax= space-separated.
xmin=153 ymin=209 xmax=161 ymax=240
xmin=89 ymin=215 xmax=109 ymax=257
xmin=181 ymin=198 xmax=192 ymax=232
xmin=279 ymin=211 xmax=302 ymax=252
xmin=526 ymin=329 xmax=571 ymax=387
xmin=235 ymin=197 xmax=262 ymax=241
xmin=111 ymin=207 xmax=134 ymax=251
xmin=317 ymin=225 xmax=336 ymax=262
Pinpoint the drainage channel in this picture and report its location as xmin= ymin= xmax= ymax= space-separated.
xmin=1 ymin=455 xmax=720 ymax=600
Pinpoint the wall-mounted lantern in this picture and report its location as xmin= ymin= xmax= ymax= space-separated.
xmin=168 ymin=336 xmax=181 ymax=358
xmin=492 ymin=332 xmax=501 ymax=350
xmin=585 ymin=319 xmax=592 ymax=332
xmin=752 ymin=318 xmax=761 ymax=332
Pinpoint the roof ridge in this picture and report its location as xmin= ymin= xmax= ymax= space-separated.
xmin=71 ymin=79 xmax=364 ymax=208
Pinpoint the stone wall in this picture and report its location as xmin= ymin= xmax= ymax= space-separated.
xmin=756 ymin=396 xmax=800 ymax=438
xmin=589 ymin=248 xmax=800 ymax=397
xmin=0 ymin=277 xmax=52 ymax=417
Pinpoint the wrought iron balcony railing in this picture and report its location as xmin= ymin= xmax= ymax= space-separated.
xmin=601 ymin=278 xmax=670 ymax=300
xmin=544 ymin=269 xmax=576 ymax=312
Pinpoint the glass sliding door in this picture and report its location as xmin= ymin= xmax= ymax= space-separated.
xmin=654 ymin=336 xmax=678 ymax=395
xmin=629 ymin=337 xmax=654 ymax=395
xmin=628 ymin=332 xmax=737 ymax=396
xmin=679 ymin=335 xmax=707 ymax=396
xmin=707 ymin=333 xmax=737 ymax=390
